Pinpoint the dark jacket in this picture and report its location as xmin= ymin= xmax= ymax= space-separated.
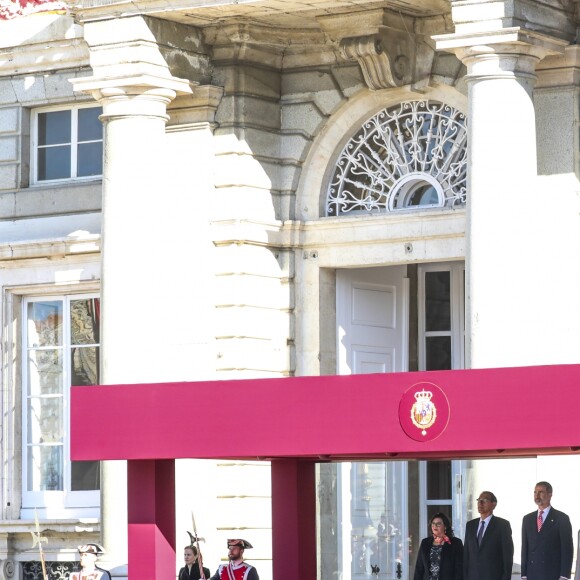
xmin=463 ymin=515 xmax=513 ymax=580
xmin=413 ymin=536 xmax=463 ymax=580
xmin=178 ymin=564 xmax=211 ymax=580
xmin=521 ymin=507 xmax=573 ymax=580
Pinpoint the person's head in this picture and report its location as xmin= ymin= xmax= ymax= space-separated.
xmin=227 ymin=539 xmax=253 ymax=562
xmin=184 ymin=546 xmax=198 ymax=566
xmin=78 ymin=544 xmax=104 ymax=570
xmin=476 ymin=491 xmax=497 ymax=518
xmin=534 ymin=481 xmax=553 ymax=509
xmin=429 ymin=513 xmax=453 ymax=539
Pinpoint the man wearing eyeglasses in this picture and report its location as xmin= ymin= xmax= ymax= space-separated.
xmin=209 ymin=539 xmax=259 ymax=580
xmin=463 ymin=491 xmax=513 ymax=580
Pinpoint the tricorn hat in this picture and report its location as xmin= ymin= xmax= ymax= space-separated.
xmin=77 ymin=544 xmax=105 ymax=555
xmin=227 ymin=539 xmax=253 ymax=549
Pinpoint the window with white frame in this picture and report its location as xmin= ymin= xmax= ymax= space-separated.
xmin=23 ymin=294 xmax=100 ymax=517
xmin=418 ymin=263 xmax=465 ymax=371
xmin=31 ymin=105 xmax=103 ymax=184
xmin=417 ymin=263 xmax=466 ymax=542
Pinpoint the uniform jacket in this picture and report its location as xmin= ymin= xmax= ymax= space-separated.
xmin=463 ymin=515 xmax=513 ymax=580
xmin=209 ymin=561 xmax=259 ymax=580
xmin=413 ymin=536 xmax=463 ymax=580
xmin=70 ymin=567 xmax=112 ymax=580
xmin=521 ymin=506 xmax=573 ymax=580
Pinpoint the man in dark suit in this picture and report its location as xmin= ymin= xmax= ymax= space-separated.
xmin=463 ymin=490 xmax=513 ymax=580
xmin=521 ymin=481 xmax=573 ymax=580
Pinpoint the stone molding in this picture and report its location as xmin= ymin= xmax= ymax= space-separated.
xmin=448 ymin=0 xmax=577 ymax=44
xmin=435 ymin=27 xmax=568 ymax=56
xmin=167 ymin=84 xmax=224 ymax=128
xmin=536 ymin=45 xmax=580 ymax=88
xmin=0 ymin=14 xmax=88 ymax=75
xmin=70 ymin=75 xmax=192 ymax=121
xmin=0 ymin=236 xmax=100 ymax=262
xmin=435 ymin=27 xmax=568 ymax=82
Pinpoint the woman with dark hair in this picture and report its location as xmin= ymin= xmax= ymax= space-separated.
xmin=413 ymin=512 xmax=463 ymax=580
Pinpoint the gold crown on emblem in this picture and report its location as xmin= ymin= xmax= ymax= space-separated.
xmin=414 ymin=389 xmax=432 ymax=402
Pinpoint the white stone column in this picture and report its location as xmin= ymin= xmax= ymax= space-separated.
xmin=436 ymin=30 xmax=566 ymax=369
xmin=72 ymin=76 xmax=192 ymax=577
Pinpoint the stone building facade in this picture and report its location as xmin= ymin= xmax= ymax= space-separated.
xmin=1 ymin=0 xmax=580 ymax=578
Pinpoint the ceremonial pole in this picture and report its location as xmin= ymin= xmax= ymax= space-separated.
xmin=30 ymin=509 xmax=48 ymax=580
xmin=191 ymin=512 xmax=206 ymax=580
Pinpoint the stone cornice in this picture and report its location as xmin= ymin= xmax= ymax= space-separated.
xmin=71 ymin=71 xmax=193 ymax=95
xmin=167 ymin=84 xmax=224 ymax=127
xmin=0 ymin=14 xmax=88 ymax=75
xmin=0 ymin=236 xmax=100 ymax=263
xmin=435 ymin=27 xmax=568 ymax=56
xmin=449 ymin=0 xmax=577 ymax=43
xmin=211 ymin=209 xmax=466 ymax=251
xmin=536 ymin=45 xmax=580 ymax=88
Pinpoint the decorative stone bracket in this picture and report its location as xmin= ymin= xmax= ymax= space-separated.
xmin=340 ymin=26 xmax=416 ymax=89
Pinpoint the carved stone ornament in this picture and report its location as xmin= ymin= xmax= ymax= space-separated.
xmin=340 ymin=32 xmax=412 ymax=90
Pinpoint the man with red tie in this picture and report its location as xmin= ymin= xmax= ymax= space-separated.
xmin=521 ymin=481 xmax=573 ymax=580
xmin=209 ymin=539 xmax=259 ymax=580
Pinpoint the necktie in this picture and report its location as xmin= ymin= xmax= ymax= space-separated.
xmin=477 ymin=520 xmax=485 ymax=545
xmin=537 ymin=510 xmax=544 ymax=532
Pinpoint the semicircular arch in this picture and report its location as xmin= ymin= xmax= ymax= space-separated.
xmin=295 ymin=84 xmax=467 ymax=221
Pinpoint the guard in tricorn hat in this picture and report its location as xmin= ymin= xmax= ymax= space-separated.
xmin=208 ymin=539 xmax=259 ymax=580
xmin=69 ymin=544 xmax=111 ymax=580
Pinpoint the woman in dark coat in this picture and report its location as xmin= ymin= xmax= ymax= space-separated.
xmin=179 ymin=545 xmax=210 ymax=580
xmin=413 ymin=512 xmax=463 ymax=580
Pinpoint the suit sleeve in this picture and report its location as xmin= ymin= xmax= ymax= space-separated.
xmin=501 ymin=519 xmax=514 ymax=580
xmin=521 ymin=515 xmax=529 ymax=577
xmin=247 ymin=567 xmax=259 ymax=580
xmin=559 ymin=512 xmax=574 ymax=578
xmin=208 ymin=567 xmax=221 ymax=580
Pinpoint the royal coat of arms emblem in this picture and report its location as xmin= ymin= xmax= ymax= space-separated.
xmin=410 ymin=388 xmax=437 ymax=435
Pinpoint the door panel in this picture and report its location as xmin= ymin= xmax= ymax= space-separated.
xmin=337 ymin=266 xmax=409 ymax=579
xmin=337 ymin=266 xmax=408 ymax=375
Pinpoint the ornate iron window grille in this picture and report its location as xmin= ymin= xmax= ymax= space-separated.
xmin=325 ymin=100 xmax=467 ymax=216
xmin=22 ymin=560 xmax=78 ymax=580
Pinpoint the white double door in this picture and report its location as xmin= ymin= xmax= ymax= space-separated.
xmin=336 ymin=266 xmax=410 ymax=580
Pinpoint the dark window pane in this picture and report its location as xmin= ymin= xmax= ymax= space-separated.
xmin=38 ymin=145 xmax=71 ymax=180
xmin=426 ymin=336 xmax=451 ymax=370
xmin=425 ymin=271 xmax=451 ymax=331
xmin=71 ymin=460 xmax=100 ymax=491
xmin=427 ymin=461 xmax=451 ymax=499
xmin=77 ymin=142 xmax=102 ymax=176
xmin=38 ymin=110 xmax=70 ymax=146
xmin=78 ymin=107 xmax=102 ymax=141
xmin=407 ymin=183 xmax=439 ymax=206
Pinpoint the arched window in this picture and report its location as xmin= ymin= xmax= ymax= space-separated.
xmin=325 ymin=100 xmax=467 ymax=216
